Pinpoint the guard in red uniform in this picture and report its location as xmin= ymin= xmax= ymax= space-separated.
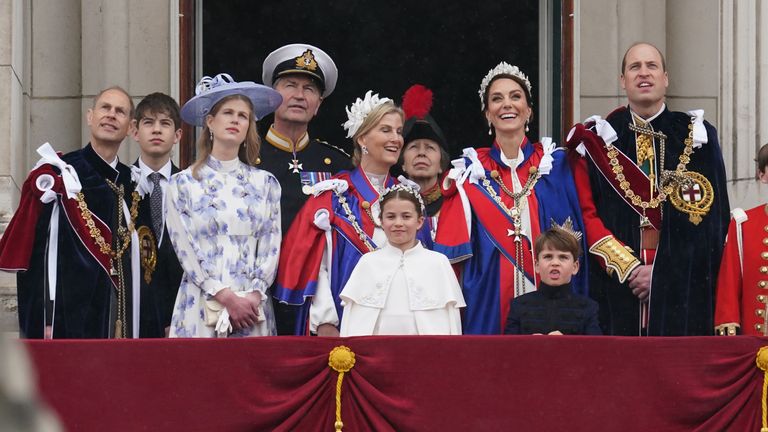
xmin=715 ymin=144 xmax=768 ymax=336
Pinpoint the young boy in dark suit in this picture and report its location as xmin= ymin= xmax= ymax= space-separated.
xmin=131 ymin=93 xmax=184 ymax=337
xmin=504 ymin=225 xmax=601 ymax=335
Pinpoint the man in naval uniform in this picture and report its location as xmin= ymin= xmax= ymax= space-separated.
xmin=565 ymin=42 xmax=730 ymax=336
xmin=261 ymin=43 xmax=352 ymax=334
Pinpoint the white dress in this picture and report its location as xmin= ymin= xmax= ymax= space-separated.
xmin=166 ymin=156 xmax=281 ymax=337
xmin=339 ymin=242 xmax=465 ymax=336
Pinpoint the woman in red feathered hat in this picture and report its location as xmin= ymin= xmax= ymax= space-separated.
xmin=400 ymin=84 xmax=451 ymax=240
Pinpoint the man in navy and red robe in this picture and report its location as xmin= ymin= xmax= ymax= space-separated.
xmin=0 ymin=87 xmax=140 ymax=338
xmin=566 ymin=43 xmax=730 ymax=336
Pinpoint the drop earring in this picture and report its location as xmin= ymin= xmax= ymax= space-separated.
xmin=525 ymin=119 xmax=530 ymax=133
xmin=488 ymin=122 xmax=493 ymax=136
xmin=209 ymin=130 xmax=214 ymax=142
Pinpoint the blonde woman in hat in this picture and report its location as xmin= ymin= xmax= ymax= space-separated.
xmin=274 ymin=91 xmax=433 ymax=336
xmin=434 ymin=63 xmax=587 ymax=334
xmin=166 ymin=73 xmax=283 ymax=337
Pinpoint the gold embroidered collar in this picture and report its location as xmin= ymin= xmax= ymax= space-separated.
xmin=421 ymin=183 xmax=442 ymax=205
xmin=266 ymin=125 xmax=310 ymax=153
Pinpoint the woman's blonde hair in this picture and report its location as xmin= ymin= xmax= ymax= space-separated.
xmin=351 ymin=101 xmax=404 ymax=166
xmin=190 ymin=94 xmax=261 ymax=179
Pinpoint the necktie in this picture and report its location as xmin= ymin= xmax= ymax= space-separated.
xmin=149 ymin=172 xmax=163 ymax=238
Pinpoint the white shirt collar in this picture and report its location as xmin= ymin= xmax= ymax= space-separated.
xmin=631 ymin=103 xmax=666 ymax=124
xmin=136 ymin=158 xmax=173 ymax=197
xmin=138 ymin=157 xmax=173 ymax=181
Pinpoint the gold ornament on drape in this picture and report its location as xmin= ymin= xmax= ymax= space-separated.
xmin=328 ymin=346 xmax=356 ymax=432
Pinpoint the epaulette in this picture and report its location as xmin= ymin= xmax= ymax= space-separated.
xmin=316 ymin=139 xmax=351 ymax=159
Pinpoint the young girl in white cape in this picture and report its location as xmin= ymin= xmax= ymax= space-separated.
xmin=339 ymin=184 xmax=465 ymax=336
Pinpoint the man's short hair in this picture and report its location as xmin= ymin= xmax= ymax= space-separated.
xmin=92 ymin=86 xmax=135 ymax=118
xmin=134 ymin=92 xmax=182 ymax=130
xmin=534 ymin=228 xmax=582 ymax=261
xmin=620 ymin=42 xmax=667 ymax=74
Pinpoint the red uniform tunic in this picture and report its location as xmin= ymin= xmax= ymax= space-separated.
xmin=715 ymin=204 xmax=768 ymax=335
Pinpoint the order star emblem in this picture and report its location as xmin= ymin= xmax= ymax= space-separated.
xmin=289 ymin=159 xmax=303 ymax=173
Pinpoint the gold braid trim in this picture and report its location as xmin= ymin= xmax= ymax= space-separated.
xmin=755 ymin=346 xmax=768 ymax=432
xmin=328 ymin=346 xmax=356 ymax=432
xmin=76 ymin=189 xmax=140 ymax=260
xmin=714 ymin=323 xmax=740 ymax=336
xmin=589 ymin=236 xmax=641 ymax=283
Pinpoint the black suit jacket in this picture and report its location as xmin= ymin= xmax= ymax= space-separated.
xmin=133 ymin=161 xmax=184 ymax=338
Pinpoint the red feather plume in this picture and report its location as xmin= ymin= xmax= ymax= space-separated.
xmin=402 ymin=84 xmax=433 ymax=120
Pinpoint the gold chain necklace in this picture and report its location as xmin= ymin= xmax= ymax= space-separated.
xmin=76 ymin=186 xmax=140 ymax=260
xmin=482 ymin=166 xmax=540 ymax=298
xmin=610 ymin=119 xmax=695 ymax=225
xmin=76 ymin=180 xmax=140 ymax=338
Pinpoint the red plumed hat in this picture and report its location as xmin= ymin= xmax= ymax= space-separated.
xmin=401 ymin=84 xmax=447 ymax=148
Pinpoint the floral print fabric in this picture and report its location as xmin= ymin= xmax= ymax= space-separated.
xmin=166 ymin=156 xmax=281 ymax=337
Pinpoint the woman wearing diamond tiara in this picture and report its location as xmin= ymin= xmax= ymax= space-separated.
xmin=275 ymin=91 xmax=433 ymax=336
xmin=166 ymin=73 xmax=283 ymax=337
xmin=434 ymin=62 xmax=588 ymax=335
xmin=339 ymin=184 xmax=465 ymax=336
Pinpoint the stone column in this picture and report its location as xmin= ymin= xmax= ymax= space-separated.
xmin=720 ymin=0 xmax=768 ymax=209
xmin=0 ymin=0 xmax=176 ymax=334
xmin=0 ymin=0 xmax=29 ymax=333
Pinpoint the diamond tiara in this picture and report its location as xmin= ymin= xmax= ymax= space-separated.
xmin=478 ymin=62 xmax=532 ymax=111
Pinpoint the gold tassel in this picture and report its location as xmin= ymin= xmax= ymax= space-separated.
xmin=328 ymin=346 xmax=356 ymax=432
xmin=756 ymin=346 xmax=768 ymax=432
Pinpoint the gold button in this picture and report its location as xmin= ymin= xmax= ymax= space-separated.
xmin=764 ymin=225 xmax=768 ymax=232
xmin=256 ymin=157 xmax=262 ymax=165
xmin=757 ymin=309 xmax=765 ymax=317
xmin=361 ymin=201 xmax=370 ymax=210
xmin=759 ymin=295 xmax=766 ymax=302
xmin=761 ymin=281 xmax=768 ymax=289
xmin=764 ymin=238 xmax=768 ymax=246
xmin=763 ymin=252 xmax=768 ymax=260
xmin=324 ymin=157 xmax=332 ymax=165
xmin=762 ymin=266 xmax=768 ymax=274
xmin=757 ymin=324 xmax=764 ymax=332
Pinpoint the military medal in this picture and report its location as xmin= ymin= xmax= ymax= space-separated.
xmin=300 ymin=171 xmax=333 ymax=195
xmin=289 ymin=158 xmax=303 ymax=173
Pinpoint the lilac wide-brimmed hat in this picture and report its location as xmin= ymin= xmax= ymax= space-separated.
xmin=180 ymin=73 xmax=283 ymax=126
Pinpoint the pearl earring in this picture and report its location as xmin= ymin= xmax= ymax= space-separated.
xmin=488 ymin=122 xmax=493 ymax=136
xmin=361 ymin=145 xmax=369 ymax=155
xmin=209 ymin=130 xmax=214 ymax=142
xmin=525 ymin=120 xmax=530 ymax=133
